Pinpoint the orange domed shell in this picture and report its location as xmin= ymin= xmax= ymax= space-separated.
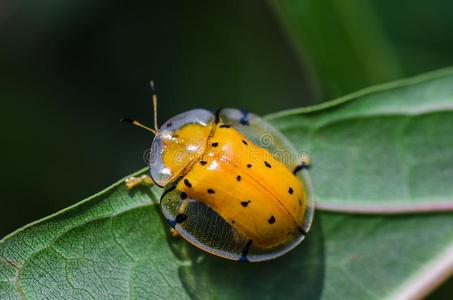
xmin=150 ymin=108 xmax=314 ymax=262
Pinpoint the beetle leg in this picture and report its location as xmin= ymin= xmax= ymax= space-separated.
xmin=301 ymin=154 xmax=311 ymax=167
xmin=170 ymin=228 xmax=180 ymax=237
xmin=292 ymin=154 xmax=311 ymax=174
xmin=125 ymin=174 xmax=153 ymax=190
xmin=178 ymin=198 xmax=190 ymax=214
xmin=168 ymin=198 xmax=191 ymax=238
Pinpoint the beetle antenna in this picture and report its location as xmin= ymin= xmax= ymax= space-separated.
xmin=120 ymin=118 xmax=157 ymax=134
xmin=120 ymin=81 xmax=159 ymax=134
xmin=150 ymin=81 xmax=158 ymax=131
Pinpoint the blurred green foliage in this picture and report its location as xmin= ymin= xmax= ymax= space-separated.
xmin=269 ymin=0 xmax=403 ymax=98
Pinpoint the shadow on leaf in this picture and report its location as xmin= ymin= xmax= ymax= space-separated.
xmin=170 ymin=214 xmax=325 ymax=299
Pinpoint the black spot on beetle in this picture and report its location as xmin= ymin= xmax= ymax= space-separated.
xmin=211 ymin=142 xmax=219 ymax=147
xmin=184 ymin=179 xmax=192 ymax=188
xmin=232 ymin=220 xmax=236 ymax=224
xmin=200 ymin=160 xmax=207 ymax=166
xmin=241 ymin=200 xmax=251 ymax=207
xmin=220 ymin=124 xmax=231 ymax=128
xmin=180 ymin=192 xmax=187 ymax=200
xmin=207 ymin=188 xmax=215 ymax=194
xmin=242 ymin=140 xmax=248 ymax=145
xmin=288 ymin=187 xmax=294 ymax=194
xmin=236 ymin=175 xmax=241 ymax=182
xmin=268 ymin=216 xmax=276 ymax=224
xmin=247 ymin=164 xmax=252 ymax=168
xmin=176 ymin=214 xmax=187 ymax=223
xmin=298 ymin=199 xmax=302 ymax=206
xmin=264 ymin=161 xmax=272 ymax=168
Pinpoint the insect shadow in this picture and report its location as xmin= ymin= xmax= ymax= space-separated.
xmin=129 ymin=183 xmax=324 ymax=299
xmin=168 ymin=213 xmax=325 ymax=300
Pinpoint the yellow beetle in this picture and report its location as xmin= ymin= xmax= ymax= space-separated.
xmin=124 ymin=84 xmax=314 ymax=262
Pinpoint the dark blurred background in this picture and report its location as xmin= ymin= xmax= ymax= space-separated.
xmin=1 ymin=0 xmax=453 ymax=242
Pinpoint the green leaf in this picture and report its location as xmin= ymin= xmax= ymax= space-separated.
xmin=267 ymin=68 xmax=453 ymax=213
xmin=268 ymin=0 xmax=403 ymax=98
xmin=1 ymin=69 xmax=453 ymax=299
